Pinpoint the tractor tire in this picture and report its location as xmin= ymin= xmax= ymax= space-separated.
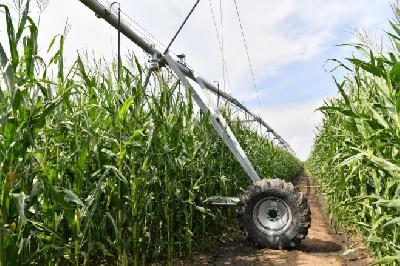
xmin=237 ymin=178 xmax=311 ymax=249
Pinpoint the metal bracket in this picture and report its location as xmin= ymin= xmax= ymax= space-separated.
xmin=165 ymin=53 xmax=260 ymax=183
xmin=148 ymin=51 xmax=164 ymax=71
xmin=206 ymin=196 xmax=240 ymax=206
xmin=177 ymin=53 xmax=186 ymax=65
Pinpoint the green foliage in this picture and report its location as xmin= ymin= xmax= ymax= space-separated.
xmin=0 ymin=2 xmax=301 ymax=265
xmin=307 ymin=18 xmax=400 ymax=265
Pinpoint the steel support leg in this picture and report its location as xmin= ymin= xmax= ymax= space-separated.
xmin=165 ymin=54 xmax=260 ymax=183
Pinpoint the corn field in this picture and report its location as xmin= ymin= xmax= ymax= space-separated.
xmin=0 ymin=2 xmax=302 ymax=265
xmin=307 ymin=10 xmax=400 ymax=265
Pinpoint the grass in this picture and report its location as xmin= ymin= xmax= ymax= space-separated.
xmin=306 ymin=7 xmax=400 ymax=265
xmin=0 ymin=1 xmax=302 ymax=265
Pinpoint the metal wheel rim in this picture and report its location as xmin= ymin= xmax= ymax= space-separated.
xmin=253 ymin=197 xmax=292 ymax=235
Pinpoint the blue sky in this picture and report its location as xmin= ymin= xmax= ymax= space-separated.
xmin=0 ymin=0 xmax=395 ymax=159
xmin=261 ymin=20 xmax=391 ymax=109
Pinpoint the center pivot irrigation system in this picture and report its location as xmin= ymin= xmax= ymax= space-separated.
xmin=77 ymin=0 xmax=311 ymax=249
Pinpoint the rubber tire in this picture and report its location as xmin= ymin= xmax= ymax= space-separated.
xmin=237 ymin=178 xmax=311 ymax=249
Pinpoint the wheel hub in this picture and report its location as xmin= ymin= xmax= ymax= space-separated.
xmin=253 ymin=197 xmax=292 ymax=235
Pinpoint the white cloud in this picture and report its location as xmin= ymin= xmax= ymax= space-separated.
xmin=21 ymin=0 xmax=389 ymax=92
xmin=1 ymin=0 xmax=391 ymax=79
xmin=260 ymin=99 xmax=324 ymax=161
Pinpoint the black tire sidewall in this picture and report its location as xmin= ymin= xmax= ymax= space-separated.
xmin=239 ymin=181 xmax=306 ymax=248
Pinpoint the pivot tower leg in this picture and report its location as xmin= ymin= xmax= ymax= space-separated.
xmin=165 ymin=54 xmax=260 ymax=183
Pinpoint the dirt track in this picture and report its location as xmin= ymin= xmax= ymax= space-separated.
xmin=179 ymin=176 xmax=372 ymax=266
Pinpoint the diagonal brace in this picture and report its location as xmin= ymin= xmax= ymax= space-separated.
xmin=165 ymin=54 xmax=260 ymax=183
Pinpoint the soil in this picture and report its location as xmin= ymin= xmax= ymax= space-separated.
xmin=177 ymin=175 xmax=373 ymax=266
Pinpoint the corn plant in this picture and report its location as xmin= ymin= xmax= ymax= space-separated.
xmin=307 ymin=9 xmax=400 ymax=265
xmin=0 ymin=1 xmax=302 ymax=265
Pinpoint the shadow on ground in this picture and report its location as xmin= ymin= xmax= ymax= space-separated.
xmin=298 ymin=238 xmax=342 ymax=253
